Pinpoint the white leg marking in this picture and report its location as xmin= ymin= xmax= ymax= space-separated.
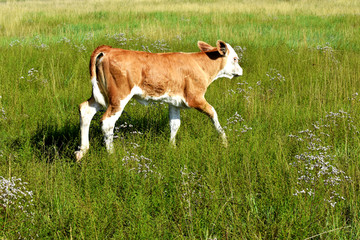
xmin=210 ymin=106 xmax=228 ymax=147
xmin=169 ymin=105 xmax=181 ymax=146
xmin=75 ymin=100 xmax=102 ymax=161
xmin=102 ymin=111 xmax=122 ymax=154
xmin=102 ymin=94 xmax=134 ymax=153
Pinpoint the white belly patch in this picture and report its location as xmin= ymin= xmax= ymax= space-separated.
xmin=132 ymin=86 xmax=189 ymax=108
xmin=91 ymin=84 xmax=189 ymax=109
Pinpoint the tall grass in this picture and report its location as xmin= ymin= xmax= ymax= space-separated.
xmin=1 ymin=0 xmax=360 ymax=239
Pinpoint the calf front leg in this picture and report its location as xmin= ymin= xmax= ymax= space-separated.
xmin=191 ymin=99 xmax=228 ymax=147
xmin=169 ymin=105 xmax=181 ymax=146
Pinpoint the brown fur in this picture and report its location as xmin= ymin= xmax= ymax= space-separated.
xmin=75 ymin=40 xmax=237 ymax=161
xmin=89 ymin=42 xmax=228 ymax=117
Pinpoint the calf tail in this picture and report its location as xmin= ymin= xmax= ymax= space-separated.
xmin=89 ymin=45 xmax=111 ymax=78
xmin=89 ymin=45 xmax=111 ymax=107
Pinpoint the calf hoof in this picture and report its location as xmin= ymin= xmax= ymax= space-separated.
xmin=170 ymin=140 xmax=177 ymax=148
xmin=75 ymin=150 xmax=85 ymax=162
xmin=222 ymin=137 xmax=228 ymax=148
xmin=106 ymin=145 xmax=115 ymax=154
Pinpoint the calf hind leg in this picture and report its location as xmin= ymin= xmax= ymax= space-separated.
xmin=101 ymin=106 xmax=123 ymax=154
xmin=101 ymin=96 xmax=132 ymax=153
xmin=75 ymin=97 xmax=102 ymax=161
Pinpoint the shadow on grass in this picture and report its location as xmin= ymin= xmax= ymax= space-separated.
xmin=24 ymin=110 xmax=169 ymax=163
xmin=29 ymin=121 xmax=81 ymax=163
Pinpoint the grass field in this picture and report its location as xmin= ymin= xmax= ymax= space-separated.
xmin=1 ymin=0 xmax=360 ymax=239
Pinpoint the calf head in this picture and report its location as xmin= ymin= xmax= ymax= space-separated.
xmin=198 ymin=40 xmax=243 ymax=80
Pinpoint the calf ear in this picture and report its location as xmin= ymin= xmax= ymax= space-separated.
xmin=216 ymin=40 xmax=227 ymax=56
xmin=198 ymin=41 xmax=215 ymax=52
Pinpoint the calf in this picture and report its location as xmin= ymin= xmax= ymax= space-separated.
xmin=75 ymin=40 xmax=243 ymax=161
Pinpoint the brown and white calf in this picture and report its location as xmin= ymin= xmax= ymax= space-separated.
xmin=75 ymin=40 xmax=243 ymax=161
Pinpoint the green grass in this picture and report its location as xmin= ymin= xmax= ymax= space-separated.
xmin=1 ymin=0 xmax=360 ymax=239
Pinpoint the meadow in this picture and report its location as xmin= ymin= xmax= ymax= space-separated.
xmin=1 ymin=0 xmax=360 ymax=239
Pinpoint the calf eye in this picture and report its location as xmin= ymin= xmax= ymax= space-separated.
xmin=233 ymin=57 xmax=238 ymax=62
